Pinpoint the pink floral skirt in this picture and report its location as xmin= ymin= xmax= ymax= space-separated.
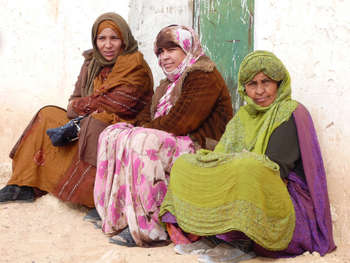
xmin=94 ymin=123 xmax=195 ymax=246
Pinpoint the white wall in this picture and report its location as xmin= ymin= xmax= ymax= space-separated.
xmin=0 ymin=0 xmax=192 ymax=167
xmin=0 ymin=0 xmax=129 ymax=165
xmin=254 ymin=0 xmax=350 ymax=246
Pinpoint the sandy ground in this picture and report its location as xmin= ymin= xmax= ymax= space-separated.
xmin=0 ymin=168 xmax=348 ymax=263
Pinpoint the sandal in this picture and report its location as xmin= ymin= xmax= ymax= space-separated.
xmin=109 ymin=227 xmax=137 ymax=247
xmin=83 ymin=208 xmax=102 ymax=229
xmin=174 ymin=238 xmax=216 ymax=255
xmin=84 ymin=208 xmax=101 ymax=222
xmin=0 ymin=185 xmax=35 ymax=204
xmin=198 ymin=243 xmax=256 ymax=263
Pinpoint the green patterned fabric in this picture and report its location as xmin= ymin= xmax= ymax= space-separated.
xmin=160 ymin=51 xmax=298 ymax=251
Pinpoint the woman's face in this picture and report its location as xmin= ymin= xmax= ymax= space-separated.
xmin=96 ymin=28 xmax=123 ymax=61
xmin=245 ymin=72 xmax=278 ymax=107
xmin=158 ymin=47 xmax=186 ymax=72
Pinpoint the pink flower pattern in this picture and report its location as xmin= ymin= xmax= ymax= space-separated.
xmin=94 ymin=123 xmax=194 ymax=246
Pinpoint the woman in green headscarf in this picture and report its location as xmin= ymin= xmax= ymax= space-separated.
xmin=0 ymin=12 xmax=153 ymax=207
xmin=160 ymin=50 xmax=335 ymax=260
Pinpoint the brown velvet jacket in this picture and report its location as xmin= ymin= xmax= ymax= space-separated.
xmin=136 ymin=56 xmax=233 ymax=149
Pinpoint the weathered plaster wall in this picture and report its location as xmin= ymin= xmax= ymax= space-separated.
xmin=0 ymin=0 xmax=129 ymax=166
xmin=254 ymin=0 xmax=350 ymax=246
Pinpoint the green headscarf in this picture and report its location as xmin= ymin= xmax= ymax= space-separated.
xmin=83 ymin=12 xmax=138 ymax=97
xmin=215 ymin=50 xmax=298 ymax=154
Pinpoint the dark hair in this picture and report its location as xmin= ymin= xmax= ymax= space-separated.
xmin=155 ymin=25 xmax=180 ymax=56
xmin=155 ymin=42 xmax=180 ymax=56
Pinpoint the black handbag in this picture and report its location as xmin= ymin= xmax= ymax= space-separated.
xmin=46 ymin=115 xmax=86 ymax=146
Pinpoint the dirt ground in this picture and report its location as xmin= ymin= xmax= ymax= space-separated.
xmin=0 ymin=168 xmax=348 ymax=263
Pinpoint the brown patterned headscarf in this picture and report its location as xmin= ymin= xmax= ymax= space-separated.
xmin=82 ymin=12 xmax=138 ymax=97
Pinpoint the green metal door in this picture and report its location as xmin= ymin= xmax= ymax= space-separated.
xmin=193 ymin=0 xmax=254 ymax=111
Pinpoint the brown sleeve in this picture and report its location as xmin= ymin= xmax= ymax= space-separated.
xmin=95 ymin=85 xmax=149 ymax=119
xmin=133 ymin=100 xmax=152 ymax=126
xmin=71 ymin=84 xmax=151 ymax=119
xmin=143 ymin=70 xmax=222 ymax=135
xmin=70 ymin=95 xmax=97 ymax=116
xmin=134 ymin=80 xmax=168 ymax=126
xmin=67 ymin=58 xmax=90 ymax=118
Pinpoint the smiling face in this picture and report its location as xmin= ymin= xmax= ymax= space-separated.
xmin=245 ymin=72 xmax=279 ymax=107
xmin=96 ymin=28 xmax=123 ymax=61
xmin=158 ymin=46 xmax=186 ymax=72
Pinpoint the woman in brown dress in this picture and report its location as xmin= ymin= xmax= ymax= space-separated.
xmin=0 ymin=12 xmax=153 ymax=208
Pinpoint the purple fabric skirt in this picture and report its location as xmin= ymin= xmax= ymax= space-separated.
xmin=253 ymin=173 xmax=318 ymax=257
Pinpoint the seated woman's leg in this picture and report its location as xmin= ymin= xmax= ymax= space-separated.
xmin=4 ymin=106 xmax=77 ymax=198
xmin=94 ymin=124 xmax=194 ymax=246
xmin=253 ymin=173 xmax=315 ymax=257
xmin=160 ymin=151 xmax=295 ymax=251
xmin=52 ymin=152 xmax=96 ymax=207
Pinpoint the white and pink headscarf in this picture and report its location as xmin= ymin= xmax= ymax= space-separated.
xmin=153 ymin=25 xmax=204 ymax=118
